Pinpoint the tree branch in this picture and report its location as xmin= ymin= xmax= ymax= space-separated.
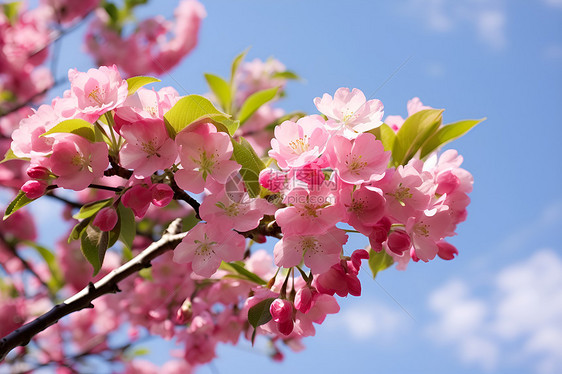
xmin=0 ymin=219 xmax=187 ymax=361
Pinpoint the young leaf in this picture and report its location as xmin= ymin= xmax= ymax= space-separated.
xmin=419 ymin=118 xmax=485 ymax=159
xmin=394 ymin=109 xmax=443 ymax=166
xmin=69 ymin=217 xmax=93 ymax=242
xmin=230 ymin=48 xmax=249 ymax=84
xmin=237 ymin=87 xmax=279 ymax=125
xmin=0 ymin=148 xmax=28 ymax=164
xmin=231 ymin=137 xmax=266 ymax=198
xmin=368 ymin=123 xmax=396 ymax=153
xmin=125 ymin=76 xmax=161 ymax=96
xmin=368 ymin=248 xmax=394 ymax=279
xmin=271 ymin=71 xmax=300 ymax=80
xmin=117 ymin=203 xmax=136 ymax=250
xmin=80 ymin=225 xmax=109 ymax=276
xmin=2 ymin=2 xmax=20 ymax=24
xmin=204 ymin=73 xmax=232 ymax=113
xmin=221 ymin=262 xmax=266 ymax=285
xmin=73 ymin=198 xmax=113 ymax=220
xmin=247 ymin=297 xmax=276 ymax=345
xmin=163 ymin=95 xmax=235 ymax=138
xmin=41 ymin=119 xmax=95 ymax=142
xmin=4 ymin=191 xmax=35 ymax=220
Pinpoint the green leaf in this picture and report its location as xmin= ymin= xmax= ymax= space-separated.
xmin=0 ymin=148 xmax=28 ymax=164
xmin=125 ymin=76 xmax=161 ymax=96
xmin=69 ymin=217 xmax=93 ymax=242
xmin=2 ymin=2 xmax=20 ymax=24
xmin=271 ymin=71 xmax=300 ymax=80
xmin=230 ymin=48 xmax=249 ymax=84
xmin=163 ymin=95 xmax=236 ymax=138
xmin=24 ymin=241 xmax=65 ymax=292
xmin=103 ymin=2 xmax=120 ymax=25
xmin=237 ymin=87 xmax=279 ymax=125
xmin=221 ymin=262 xmax=266 ymax=285
xmin=204 ymin=73 xmax=232 ymax=113
xmin=4 ymin=191 xmax=35 ymax=220
xmin=41 ymin=119 xmax=95 ymax=142
xmin=247 ymin=297 xmax=276 ymax=345
xmin=368 ymin=248 xmax=394 ymax=279
xmin=394 ymin=109 xmax=443 ymax=166
xmin=369 ymin=123 xmax=396 ymax=153
xmin=73 ymin=198 xmax=113 ymax=220
xmin=231 ymin=137 xmax=265 ymax=198
xmin=80 ymin=225 xmax=109 ymax=276
xmin=117 ymin=204 xmax=135 ymax=250
xmin=419 ymin=118 xmax=485 ymax=159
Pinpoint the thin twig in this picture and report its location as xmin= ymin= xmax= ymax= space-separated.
xmin=0 ymin=219 xmax=187 ymax=361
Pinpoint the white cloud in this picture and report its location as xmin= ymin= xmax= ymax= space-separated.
xmin=542 ymin=0 xmax=562 ymax=9
xmin=427 ymin=249 xmax=562 ymax=373
xmin=333 ymin=302 xmax=408 ymax=341
xmin=400 ymin=0 xmax=507 ymax=49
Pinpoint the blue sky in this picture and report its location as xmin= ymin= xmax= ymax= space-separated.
xmin=27 ymin=0 xmax=562 ymax=373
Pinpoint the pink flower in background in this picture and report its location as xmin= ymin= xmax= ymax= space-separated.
xmin=274 ymin=227 xmax=348 ymax=273
xmin=173 ymin=222 xmax=245 ymax=277
xmin=314 ymin=87 xmax=384 ymax=137
xmin=175 ymin=124 xmax=241 ymax=194
xmin=269 ymin=116 xmax=329 ymax=169
xmin=119 ymin=118 xmax=177 ymax=178
xmin=47 ymin=134 xmax=108 ymax=191
xmin=11 ymin=104 xmax=60 ymax=159
xmin=68 ymin=65 xmax=128 ymax=120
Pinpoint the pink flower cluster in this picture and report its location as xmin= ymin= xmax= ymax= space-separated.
xmin=84 ymin=0 xmax=205 ymax=77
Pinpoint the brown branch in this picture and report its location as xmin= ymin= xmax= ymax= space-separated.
xmin=0 ymin=219 xmax=187 ymax=361
xmin=169 ymin=174 xmax=200 ymax=219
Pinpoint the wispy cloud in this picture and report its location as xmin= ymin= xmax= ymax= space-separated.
xmin=399 ymin=0 xmax=507 ymax=49
xmin=427 ymin=249 xmax=562 ymax=373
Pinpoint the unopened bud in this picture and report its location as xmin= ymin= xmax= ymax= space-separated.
xmin=21 ymin=180 xmax=48 ymax=199
xmin=26 ymin=166 xmax=50 ymax=180
xmin=437 ymin=241 xmax=459 ymax=260
xmin=387 ymin=230 xmax=411 ymax=255
xmin=150 ymin=183 xmax=174 ymax=207
xmin=270 ymin=298 xmax=293 ymax=323
xmin=92 ymin=207 xmax=118 ymax=232
xmin=294 ymin=286 xmax=315 ymax=314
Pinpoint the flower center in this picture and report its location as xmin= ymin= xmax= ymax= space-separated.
xmin=141 ymin=139 xmax=160 ymax=158
xmin=301 ymin=237 xmax=320 ymax=254
xmin=88 ymin=86 xmax=105 ymax=106
xmin=414 ymin=222 xmax=430 ymax=237
xmin=288 ymin=135 xmax=310 ymax=154
xmin=345 ymin=154 xmax=367 ymax=175
xmin=387 ymin=184 xmax=412 ymax=207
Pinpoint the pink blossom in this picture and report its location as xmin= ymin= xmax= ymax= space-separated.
xmin=275 ymin=185 xmax=345 ymax=236
xmin=294 ymin=286 xmax=315 ymax=314
xmin=92 ymin=207 xmax=118 ymax=232
xmin=122 ymin=184 xmax=153 ymax=218
xmin=314 ymin=249 xmax=369 ymax=297
xmin=259 ymin=168 xmax=286 ymax=192
xmin=41 ymin=0 xmax=99 ymax=24
xmin=406 ymin=210 xmax=455 ymax=262
xmin=326 ymin=133 xmax=389 ymax=185
xmin=47 ymin=134 xmax=108 ymax=191
xmin=269 ymin=116 xmax=329 ymax=169
xmin=273 ymin=227 xmax=348 ymax=273
xmin=68 ymin=65 xmax=128 ymax=120
xmin=340 ymin=184 xmax=386 ymax=234
xmin=387 ymin=230 xmax=412 ymax=255
xmin=11 ymin=104 xmax=60 ymax=159
xmin=175 ymin=125 xmax=241 ymax=194
xmin=200 ymin=190 xmax=274 ymax=232
xmin=119 ymin=118 xmax=177 ymax=178
xmin=150 ymin=184 xmax=174 ymax=207
xmin=314 ymin=87 xmax=384 ymax=137
xmin=173 ymin=222 xmax=245 ymax=277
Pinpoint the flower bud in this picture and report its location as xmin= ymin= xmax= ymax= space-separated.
xmin=176 ymin=299 xmax=193 ymax=324
xmin=437 ymin=241 xmax=459 ymax=260
xmin=259 ymin=169 xmax=285 ymax=193
xmin=277 ymin=318 xmax=294 ymax=336
xmin=26 ymin=166 xmax=50 ymax=180
xmin=92 ymin=207 xmax=118 ymax=232
xmin=150 ymin=183 xmax=174 ymax=207
xmin=270 ymin=298 xmax=293 ymax=323
xmin=368 ymin=216 xmax=391 ymax=252
xmin=436 ymin=171 xmax=460 ymax=195
xmin=387 ymin=230 xmax=411 ymax=255
xmin=294 ymin=286 xmax=315 ymax=314
xmin=21 ymin=180 xmax=47 ymax=199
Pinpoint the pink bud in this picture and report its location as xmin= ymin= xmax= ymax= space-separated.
xmin=294 ymin=286 xmax=314 ymax=314
xmin=175 ymin=299 xmax=193 ymax=324
xmin=272 ymin=350 xmax=284 ymax=362
xmin=270 ymin=299 xmax=293 ymax=323
xmin=26 ymin=166 xmax=50 ymax=180
xmin=122 ymin=184 xmax=152 ymax=218
xmin=92 ymin=207 xmax=118 ymax=232
xmin=150 ymin=183 xmax=174 ymax=207
xmin=437 ymin=241 xmax=459 ymax=260
xmin=277 ymin=318 xmax=294 ymax=336
xmin=436 ymin=171 xmax=460 ymax=195
xmin=387 ymin=230 xmax=411 ymax=255
xmin=368 ymin=216 xmax=391 ymax=252
xmin=259 ymin=169 xmax=285 ymax=193
xmin=21 ymin=180 xmax=47 ymax=199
